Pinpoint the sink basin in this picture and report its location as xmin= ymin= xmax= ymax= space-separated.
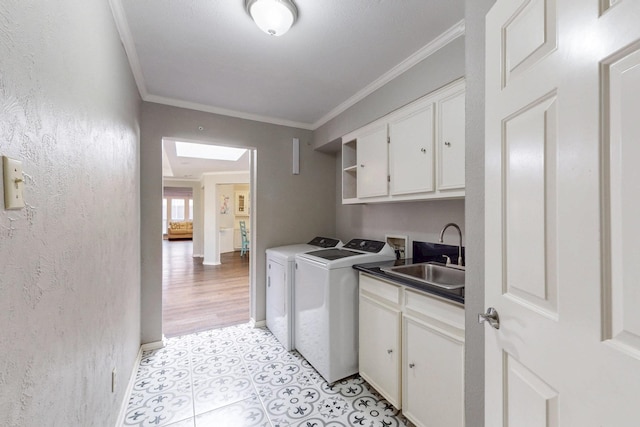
xmin=381 ymin=262 xmax=465 ymax=290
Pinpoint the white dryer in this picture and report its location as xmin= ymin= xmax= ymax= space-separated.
xmin=294 ymin=239 xmax=396 ymax=383
xmin=265 ymin=237 xmax=341 ymax=350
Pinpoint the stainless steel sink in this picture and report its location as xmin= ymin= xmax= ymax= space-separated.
xmin=381 ymin=262 xmax=465 ymax=290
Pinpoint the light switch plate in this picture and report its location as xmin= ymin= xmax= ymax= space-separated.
xmin=3 ymin=156 xmax=25 ymax=210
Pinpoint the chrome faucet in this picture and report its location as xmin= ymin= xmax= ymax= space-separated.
xmin=439 ymin=223 xmax=463 ymax=267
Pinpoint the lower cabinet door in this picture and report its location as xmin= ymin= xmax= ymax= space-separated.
xmin=402 ymin=316 xmax=464 ymax=427
xmin=359 ymin=295 xmax=402 ymax=408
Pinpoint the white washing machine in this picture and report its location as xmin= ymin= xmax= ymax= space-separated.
xmin=294 ymin=239 xmax=396 ymax=383
xmin=265 ymin=237 xmax=341 ymax=351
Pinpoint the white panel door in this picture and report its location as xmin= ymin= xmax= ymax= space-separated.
xmin=485 ymin=0 xmax=640 ymax=425
xmin=356 ymin=124 xmax=389 ymax=198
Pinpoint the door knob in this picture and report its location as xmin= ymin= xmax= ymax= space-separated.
xmin=478 ymin=307 xmax=500 ymax=329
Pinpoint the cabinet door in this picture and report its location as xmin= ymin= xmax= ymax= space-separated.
xmin=403 ymin=316 xmax=464 ymax=427
xmin=438 ymin=89 xmax=465 ymax=190
xmin=356 ymin=124 xmax=388 ymax=198
xmin=359 ymin=295 xmax=402 ymax=408
xmin=388 ymin=103 xmax=435 ymax=195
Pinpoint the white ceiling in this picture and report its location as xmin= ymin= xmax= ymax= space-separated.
xmin=111 ymin=0 xmax=465 ymax=131
xmin=162 ymin=139 xmax=251 ymax=179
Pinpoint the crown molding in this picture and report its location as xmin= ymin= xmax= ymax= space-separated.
xmin=145 ymin=94 xmax=314 ymax=130
xmin=311 ymin=19 xmax=465 ymax=130
xmin=109 ymin=0 xmax=148 ymax=99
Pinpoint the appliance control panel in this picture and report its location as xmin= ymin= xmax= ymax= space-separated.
xmin=343 ymin=239 xmax=386 ymax=253
xmin=308 ymin=236 xmax=341 ymax=248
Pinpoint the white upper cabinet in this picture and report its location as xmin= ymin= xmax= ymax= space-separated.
xmin=341 ymin=78 xmax=465 ymax=204
xmin=438 ymin=87 xmax=466 ymax=190
xmin=356 ymin=123 xmax=389 ymax=198
xmin=388 ymin=102 xmax=435 ymax=196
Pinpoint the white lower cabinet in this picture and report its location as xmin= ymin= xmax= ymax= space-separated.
xmin=358 ymin=273 xmax=465 ymax=427
xmin=359 ymin=274 xmax=402 ymax=407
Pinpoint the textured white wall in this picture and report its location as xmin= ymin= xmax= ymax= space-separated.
xmin=0 ymin=1 xmax=141 ymax=426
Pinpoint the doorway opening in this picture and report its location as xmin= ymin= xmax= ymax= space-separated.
xmin=161 ymin=138 xmax=254 ymax=337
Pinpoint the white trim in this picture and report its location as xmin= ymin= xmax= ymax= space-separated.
xmin=192 ymin=254 xmax=204 ymax=258
xmin=162 ymin=177 xmax=200 ymax=183
xmin=311 ymin=20 xmax=466 ymax=129
xmin=202 ymin=261 xmax=221 ymax=266
xmin=250 ymin=318 xmax=267 ymax=328
xmin=108 ymin=0 xmax=148 ymax=99
xmin=145 ymin=94 xmax=314 ymax=130
xmin=114 ymin=347 xmax=143 ymax=427
xmin=201 ymin=170 xmax=251 ymax=177
xmin=140 ymin=336 xmax=166 ymax=352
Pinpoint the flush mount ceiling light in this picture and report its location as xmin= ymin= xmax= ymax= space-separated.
xmin=245 ymin=0 xmax=298 ymax=36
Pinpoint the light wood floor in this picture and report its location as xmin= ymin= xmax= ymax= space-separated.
xmin=162 ymin=240 xmax=250 ymax=338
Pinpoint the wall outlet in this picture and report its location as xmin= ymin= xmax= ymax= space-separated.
xmin=112 ymin=368 xmax=117 ymax=393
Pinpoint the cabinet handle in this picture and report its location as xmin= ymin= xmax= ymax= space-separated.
xmin=360 ymin=164 xmax=365 ymax=167
xmin=409 ymin=363 xmax=415 ymax=368
xmin=420 ymin=148 xmax=426 ymax=153
xmin=444 ymin=141 xmax=452 ymax=147
xmin=387 ymin=349 xmax=393 ymax=354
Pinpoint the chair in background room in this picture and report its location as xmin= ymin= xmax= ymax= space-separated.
xmin=239 ymin=220 xmax=250 ymax=257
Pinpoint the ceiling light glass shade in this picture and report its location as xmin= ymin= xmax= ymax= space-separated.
xmin=246 ymin=0 xmax=297 ymax=36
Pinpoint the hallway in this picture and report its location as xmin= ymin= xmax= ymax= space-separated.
xmin=163 ymin=240 xmax=250 ymax=337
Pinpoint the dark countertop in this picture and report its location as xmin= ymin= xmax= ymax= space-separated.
xmin=353 ymin=258 xmax=465 ymax=305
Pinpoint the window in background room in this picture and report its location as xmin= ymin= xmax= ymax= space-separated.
xmin=172 ymin=199 xmax=185 ymax=221
xmin=189 ymin=199 xmax=193 ymax=221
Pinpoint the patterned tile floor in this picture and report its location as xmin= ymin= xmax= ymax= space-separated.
xmin=124 ymin=323 xmax=413 ymax=427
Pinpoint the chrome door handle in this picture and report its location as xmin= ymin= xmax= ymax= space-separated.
xmin=478 ymin=307 xmax=500 ymax=329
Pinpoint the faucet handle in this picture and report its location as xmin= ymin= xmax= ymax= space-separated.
xmin=442 ymin=255 xmax=452 ymax=266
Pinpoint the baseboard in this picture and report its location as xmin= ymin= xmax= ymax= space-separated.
xmin=202 ymin=261 xmax=221 ymax=266
xmin=250 ymin=318 xmax=266 ymax=328
xmin=140 ymin=335 xmax=167 ymax=352
xmin=192 ymin=254 xmax=204 ymax=258
xmin=115 ymin=346 xmax=143 ymax=427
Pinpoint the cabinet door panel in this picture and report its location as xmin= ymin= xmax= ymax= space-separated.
xmin=356 ymin=124 xmax=388 ymax=198
xmin=438 ymin=90 xmax=465 ymax=190
xmin=359 ymin=296 xmax=402 ymax=408
xmin=403 ymin=317 xmax=464 ymax=427
xmin=389 ymin=104 xmax=435 ymax=195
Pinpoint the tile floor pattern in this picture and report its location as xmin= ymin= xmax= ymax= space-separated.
xmin=124 ymin=323 xmax=414 ymax=427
